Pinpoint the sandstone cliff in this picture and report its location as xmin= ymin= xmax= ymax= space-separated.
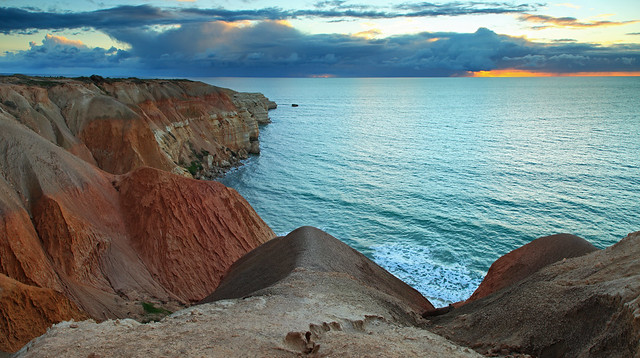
xmin=0 ymin=76 xmax=276 ymax=352
xmin=0 ymin=75 xmax=276 ymax=178
xmin=0 ymin=274 xmax=87 ymax=353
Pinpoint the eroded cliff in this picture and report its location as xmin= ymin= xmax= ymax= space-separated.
xmin=0 ymin=75 xmax=276 ymax=352
xmin=0 ymin=74 xmax=275 ymax=178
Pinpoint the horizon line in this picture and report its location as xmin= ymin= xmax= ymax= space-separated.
xmin=3 ymin=71 xmax=640 ymax=79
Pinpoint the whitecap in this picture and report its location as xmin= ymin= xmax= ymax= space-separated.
xmin=371 ymin=242 xmax=484 ymax=308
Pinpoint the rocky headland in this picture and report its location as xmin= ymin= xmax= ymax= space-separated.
xmin=1 ymin=76 xmax=638 ymax=357
xmin=0 ymin=75 xmax=275 ymax=351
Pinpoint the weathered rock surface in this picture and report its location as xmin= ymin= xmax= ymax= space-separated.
xmin=466 ymin=233 xmax=598 ymax=303
xmin=232 ymin=92 xmax=277 ymax=125
xmin=0 ymin=274 xmax=87 ymax=353
xmin=0 ymin=75 xmax=276 ymax=178
xmin=204 ymin=226 xmax=434 ymax=317
xmin=17 ymin=227 xmax=479 ymax=358
xmin=428 ymin=231 xmax=640 ymax=357
xmin=118 ymin=167 xmax=275 ymax=302
xmin=0 ymin=76 xmax=275 ymax=352
xmin=12 ymin=227 xmax=640 ymax=357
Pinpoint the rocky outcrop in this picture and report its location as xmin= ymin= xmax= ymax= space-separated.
xmin=204 ymin=226 xmax=434 ymax=318
xmin=232 ymin=92 xmax=277 ymax=125
xmin=118 ymin=167 xmax=275 ymax=302
xmin=0 ymin=75 xmax=276 ymax=178
xmin=17 ymin=227 xmax=479 ymax=358
xmin=12 ymin=226 xmax=640 ymax=357
xmin=466 ymin=233 xmax=598 ymax=303
xmin=428 ymin=231 xmax=640 ymax=357
xmin=0 ymin=76 xmax=275 ymax=352
xmin=0 ymin=274 xmax=87 ymax=352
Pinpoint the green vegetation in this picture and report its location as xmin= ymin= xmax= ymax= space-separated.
xmin=141 ymin=302 xmax=172 ymax=315
xmin=187 ymin=160 xmax=203 ymax=176
xmin=195 ymin=149 xmax=210 ymax=161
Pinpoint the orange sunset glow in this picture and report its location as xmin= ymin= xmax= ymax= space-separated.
xmin=469 ymin=69 xmax=640 ymax=77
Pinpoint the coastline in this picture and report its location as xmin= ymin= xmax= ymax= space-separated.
xmin=1 ymin=75 xmax=638 ymax=356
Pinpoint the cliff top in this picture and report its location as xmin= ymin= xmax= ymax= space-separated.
xmin=0 ymin=74 xmax=195 ymax=87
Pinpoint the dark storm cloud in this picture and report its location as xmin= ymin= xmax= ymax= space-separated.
xmin=0 ymin=2 xmax=540 ymax=33
xmin=3 ymin=22 xmax=638 ymax=77
xmin=393 ymin=2 xmax=539 ymax=15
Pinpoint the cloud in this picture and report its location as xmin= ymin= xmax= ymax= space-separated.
xmin=555 ymin=3 xmax=581 ymax=9
xmin=520 ymin=13 xmax=640 ymax=29
xmin=353 ymin=28 xmax=382 ymax=39
xmin=393 ymin=2 xmax=537 ymax=15
xmin=1 ymin=33 xmax=131 ymax=75
xmin=0 ymin=3 xmax=540 ymax=33
xmin=43 ymin=34 xmax=85 ymax=47
xmin=2 ymin=22 xmax=638 ymax=77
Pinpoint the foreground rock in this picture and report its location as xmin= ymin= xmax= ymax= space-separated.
xmin=466 ymin=233 xmax=598 ymax=303
xmin=0 ymin=76 xmax=276 ymax=351
xmin=17 ymin=227 xmax=479 ymax=358
xmin=428 ymin=231 xmax=640 ymax=357
xmin=14 ymin=228 xmax=640 ymax=357
xmin=204 ymin=226 xmax=434 ymax=316
xmin=0 ymin=274 xmax=87 ymax=352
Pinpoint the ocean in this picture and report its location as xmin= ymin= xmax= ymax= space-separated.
xmin=198 ymin=77 xmax=640 ymax=307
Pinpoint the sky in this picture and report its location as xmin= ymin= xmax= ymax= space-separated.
xmin=0 ymin=0 xmax=639 ymax=77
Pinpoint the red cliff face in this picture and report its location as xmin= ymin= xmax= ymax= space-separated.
xmin=0 ymin=274 xmax=88 ymax=352
xmin=2 ymin=76 xmax=273 ymax=177
xmin=118 ymin=167 xmax=274 ymax=302
xmin=466 ymin=233 xmax=598 ymax=303
xmin=0 ymin=76 xmax=275 ymax=352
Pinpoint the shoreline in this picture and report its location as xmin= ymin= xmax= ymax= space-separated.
xmin=1 ymin=75 xmax=638 ymax=356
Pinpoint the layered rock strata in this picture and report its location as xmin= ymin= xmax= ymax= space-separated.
xmin=0 ymin=76 xmax=276 ymax=352
xmin=0 ymin=75 xmax=276 ymax=178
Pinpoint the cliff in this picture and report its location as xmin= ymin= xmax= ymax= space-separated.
xmin=0 ymin=76 xmax=276 ymax=352
xmin=0 ymin=274 xmax=87 ymax=353
xmin=4 ymin=75 xmax=638 ymax=357
xmin=0 ymin=74 xmax=276 ymax=178
xmin=16 ymin=228 xmax=639 ymax=357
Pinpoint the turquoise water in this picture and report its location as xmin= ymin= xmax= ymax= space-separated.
xmin=199 ymin=77 xmax=640 ymax=307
